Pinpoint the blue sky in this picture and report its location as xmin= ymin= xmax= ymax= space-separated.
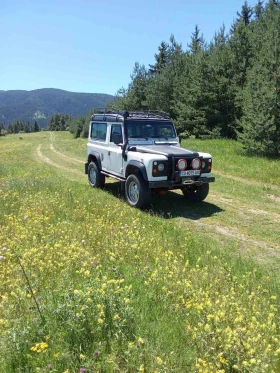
xmin=1 ymin=0 xmax=254 ymax=96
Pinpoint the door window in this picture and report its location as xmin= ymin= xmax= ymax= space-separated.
xmin=110 ymin=125 xmax=123 ymax=143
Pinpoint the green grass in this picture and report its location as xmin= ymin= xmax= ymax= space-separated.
xmin=0 ymin=132 xmax=280 ymax=373
xmin=182 ymin=138 xmax=280 ymax=186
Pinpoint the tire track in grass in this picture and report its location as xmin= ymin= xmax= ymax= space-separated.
xmin=50 ymin=143 xmax=84 ymax=164
xmin=214 ymin=169 xmax=280 ymax=191
xmin=173 ymin=188 xmax=280 ymax=260
xmin=209 ymin=193 xmax=280 ymax=222
xmin=49 ymin=140 xmax=117 ymax=186
xmin=37 ymin=144 xmax=57 ymax=166
xmin=36 ymin=144 xmax=84 ymax=177
xmin=206 ymin=192 xmax=280 ymax=253
xmin=179 ymin=217 xmax=280 ymax=260
xmin=208 ymin=221 xmax=279 ymax=252
xmin=267 ymin=194 xmax=280 ymax=203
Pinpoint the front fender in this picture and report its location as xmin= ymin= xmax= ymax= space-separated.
xmin=126 ymin=160 xmax=148 ymax=181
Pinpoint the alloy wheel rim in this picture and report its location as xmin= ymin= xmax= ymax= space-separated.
xmin=90 ymin=168 xmax=97 ymax=185
xmin=128 ymin=181 xmax=139 ymax=203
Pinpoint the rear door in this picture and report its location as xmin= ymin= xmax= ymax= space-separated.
xmin=89 ymin=121 xmax=109 ymax=171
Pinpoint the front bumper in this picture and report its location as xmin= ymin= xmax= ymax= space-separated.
xmin=149 ymin=176 xmax=215 ymax=189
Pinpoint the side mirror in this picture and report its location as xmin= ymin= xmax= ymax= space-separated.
xmin=113 ymin=133 xmax=122 ymax=145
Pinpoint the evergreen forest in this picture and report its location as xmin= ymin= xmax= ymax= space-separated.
xmin=111 ymin=0 xmax=280 ymax=156
xmin=5 ymin=120 xmax=40 ymax=135
xmin=48 ymin=1 xmax=280 ymax=156
xmin=47 ymin=114 xmax=72 ymax=132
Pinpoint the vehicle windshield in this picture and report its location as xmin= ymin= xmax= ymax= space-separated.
xmin=126 ymin=120 xmax=176 ymax=139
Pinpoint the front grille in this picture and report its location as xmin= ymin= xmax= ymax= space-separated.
xmin=167 ymin=158 xmax=173 ymax=178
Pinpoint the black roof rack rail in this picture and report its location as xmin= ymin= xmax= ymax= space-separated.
xmin=91 ymin=108 xmax=125 ymax=122
xmin=128 ymin=110 xmax=170 ymax=119
xmin=91 ymin=109 xmax=170 ymax=121
xmin=92 ymin=108 xmax=122 ymax=114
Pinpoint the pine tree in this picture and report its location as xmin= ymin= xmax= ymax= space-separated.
xmin=188 ymin=25 xmax=205 ymax=54
xmin=239 ymin=63 xmax=279 ymax=154
xmin=33 ymin=121 xmax=40 ymax=132
xmin=237 ymin=1 xmax=253 ymax=25
xmin=239 ymin=1 xmax=280 ymax=154
xmin=0 ymin=123 xmax=4 ymax=135
xmin=254 ymin=0 xmax=264 ymax=20
xmin=145 ymin=36 xmax=184 ymax=114
xmin=206 ymin=25 xmax=236 ymax=138
xmin=148 ymin=41 xmax=168 ymax=75
xmin=172 ymin=52 xmax=209 ymax=137
xmin=124 ymin=63 xmax=149 ymax=110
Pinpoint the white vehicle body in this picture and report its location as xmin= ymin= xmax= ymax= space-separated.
xmin=85 ymin=111 xmax=215 ymax=208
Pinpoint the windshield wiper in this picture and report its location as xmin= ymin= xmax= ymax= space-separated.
xmin=129 ymin=136 xmax=149 ymax=140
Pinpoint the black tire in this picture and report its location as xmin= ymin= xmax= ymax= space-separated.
xmin=88 ymin=161 xmax=105 ymax=188
xmin=125 ymin=173 xmax=151 ymax=208
xmin=181 ymin=183 xmax=209 ymax=202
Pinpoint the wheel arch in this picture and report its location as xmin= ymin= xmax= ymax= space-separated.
xmin=125 ymin=160 xmax=148 ymax=181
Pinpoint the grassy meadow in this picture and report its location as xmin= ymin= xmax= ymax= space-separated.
xmin=0 ymin=132 xmax=280 ymax=373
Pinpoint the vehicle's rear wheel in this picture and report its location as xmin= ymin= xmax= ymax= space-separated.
xmin=181 ymin=183 xmax=209 ymax=202
xmin=88 ymin=161 xmax=105 ymax=188
xmin=125 ymin=173 xmax=151 ymax=208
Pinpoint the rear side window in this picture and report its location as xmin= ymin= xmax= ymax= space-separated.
xmin=90 ymin=122 xmax=107 ymax=141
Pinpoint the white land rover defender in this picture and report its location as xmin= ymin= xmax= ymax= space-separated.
xmin=85 ymin=110 xmax=215 ymax=208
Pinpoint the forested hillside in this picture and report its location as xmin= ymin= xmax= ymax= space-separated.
xmin=0 ymin=88 xmax=114 ymax=128
xmin=109 ymin=0 xmax=280 ymax=155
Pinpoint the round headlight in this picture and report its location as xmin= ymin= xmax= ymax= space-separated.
xmin=158 ymin=163 xmax=164 ymax=172
xmin=191 ymin=158 xmax=201 ymax=170
xmin=177 ymin=159 xmax=187 ymax=171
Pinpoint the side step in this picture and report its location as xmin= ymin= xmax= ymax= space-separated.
xmin=101 ymin=171 xmax=126 ymax=182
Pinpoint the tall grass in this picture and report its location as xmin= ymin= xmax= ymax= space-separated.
xmin=0 ymin=133 xmax=279 ymax=372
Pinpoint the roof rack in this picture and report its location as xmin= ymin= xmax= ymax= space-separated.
xmin=91 ymin=108 xmax=124 ymax=122
xmin=129 ymin=110 xmax=170 ymax=119
xmin=92 ymin=108 xmax=122 ymax=114
xmin=91 ymin=109 xmax=170 ymax=120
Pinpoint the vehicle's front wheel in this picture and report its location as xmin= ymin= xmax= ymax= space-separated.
xmin=181 ymin=183 xmax=209 ymax=202
xmin=88 ymin=161 xmax=105 ymax=188
xmin=125 ymin=173 xmax=151 ymax=208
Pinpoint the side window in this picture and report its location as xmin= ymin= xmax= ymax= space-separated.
xmin=91 ymin=122 xmax=107 ymax=141
xmin=110 ymin=125 xmax=123 ymax=143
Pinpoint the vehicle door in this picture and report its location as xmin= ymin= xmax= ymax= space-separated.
xmin=108 ymin=124 xmax=124 ymax=176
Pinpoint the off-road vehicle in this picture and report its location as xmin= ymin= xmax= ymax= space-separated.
xmin=85 ymin=110 xmax=215 ymax=208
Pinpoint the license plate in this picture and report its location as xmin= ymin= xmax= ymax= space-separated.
xmin=179 ymin=170 xmax=200 ymax=177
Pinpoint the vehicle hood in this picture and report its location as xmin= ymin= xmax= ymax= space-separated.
xmin=129 ymin=144 xmax=199 ymax=157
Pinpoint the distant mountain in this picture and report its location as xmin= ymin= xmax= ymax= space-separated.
xmin=0 ymin=88 xmax=115 ymax=127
